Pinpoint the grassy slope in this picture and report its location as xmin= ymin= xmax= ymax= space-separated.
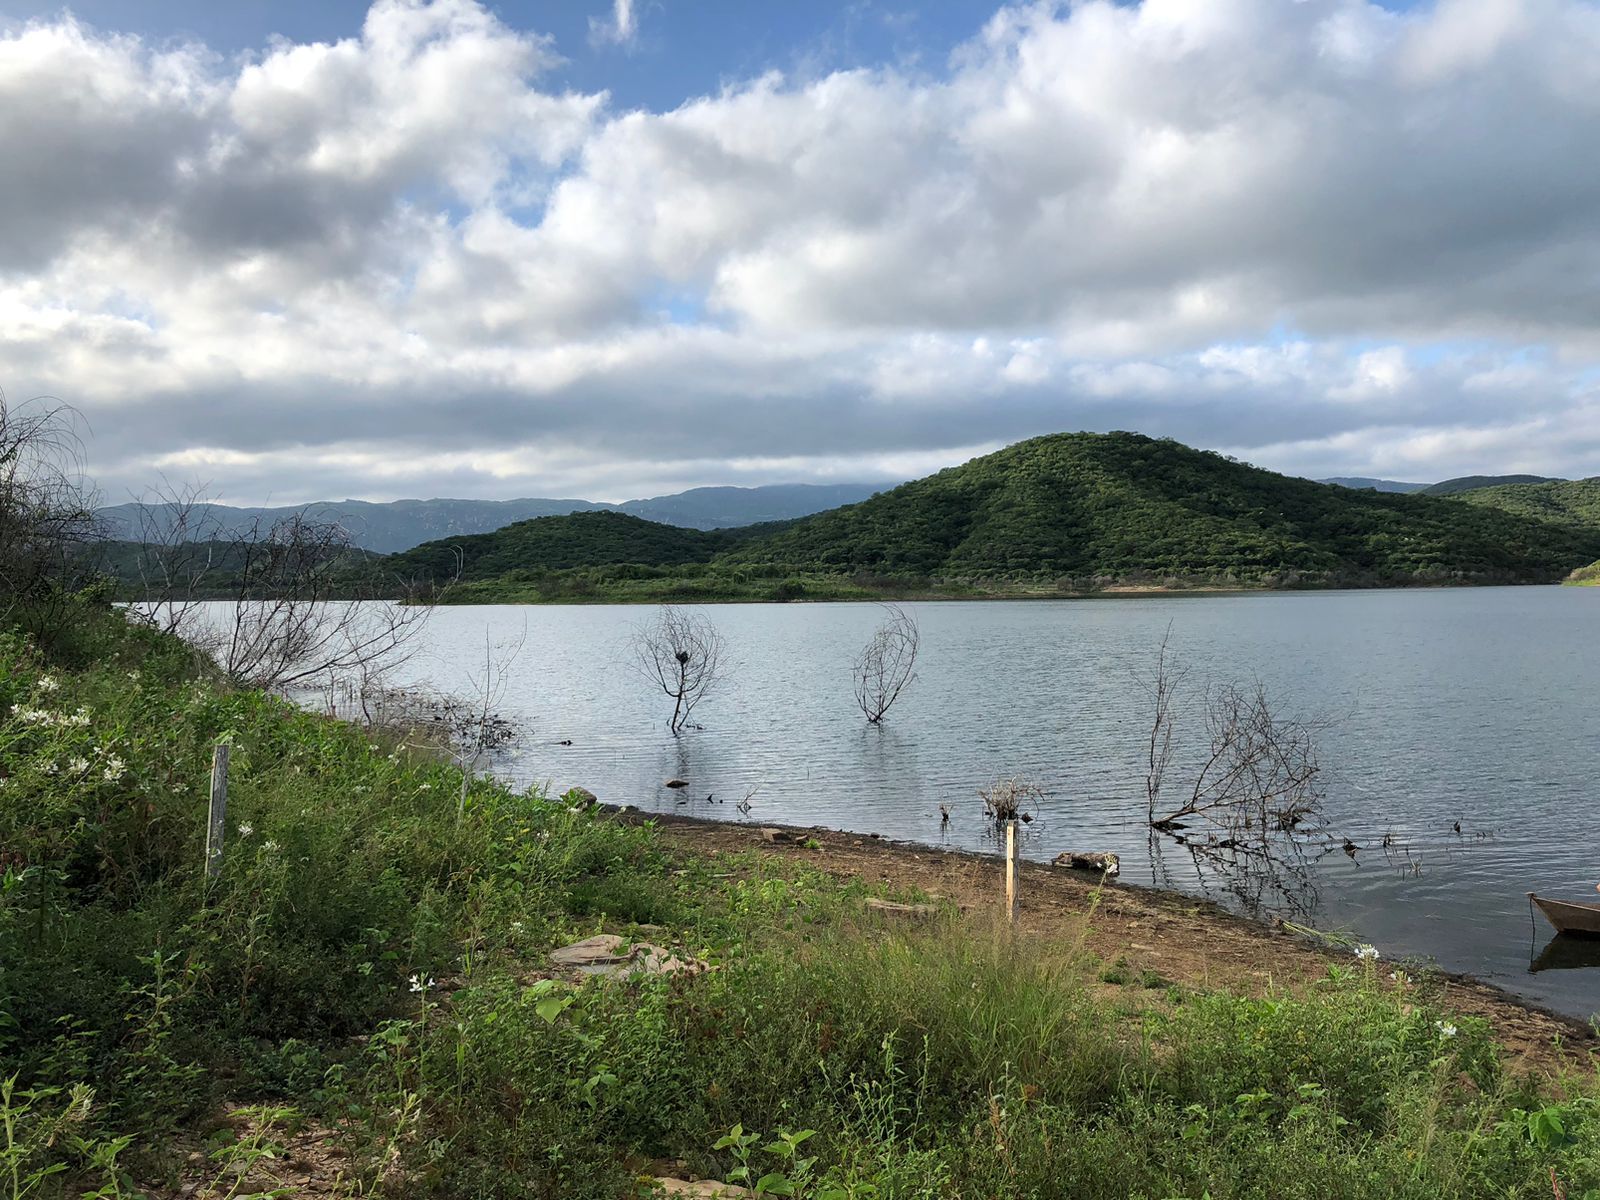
xmin=1567 ymin=561 xmax=1600 ymax=585
xmin=5 ymin=602 xmax=1600 ymax=1198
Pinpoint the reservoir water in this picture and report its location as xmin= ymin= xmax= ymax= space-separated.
xmin=304 ymin=588 xmax=1599 ymax=1019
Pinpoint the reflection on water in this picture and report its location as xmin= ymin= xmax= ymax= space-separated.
xmin=1530 ymin=934 xmax=1600 ymax=975
xmin=195 ymin=588 xmax=1600 ymax=1019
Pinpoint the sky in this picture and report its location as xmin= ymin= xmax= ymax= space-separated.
xmin=2 ymin=0 xmax=1599 ymax=505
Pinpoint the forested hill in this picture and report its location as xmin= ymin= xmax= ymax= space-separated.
xmin=387 ymin=509 xmax=778 ymax=582
xmin=717 ymin=433 xmax=1600 ymax=587
xmin=1446 ymin=477 xmax=1600 ymax=532
xmin=398 ymin=433 xmax=1600 ymax=599
xmin=1421 ymin=474 xmax=1564 ymax=497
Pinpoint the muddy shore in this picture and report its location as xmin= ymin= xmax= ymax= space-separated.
xmin=611 ymin=807 xmax=1596 ymax=1074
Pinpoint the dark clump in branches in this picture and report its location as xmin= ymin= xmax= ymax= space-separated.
xmin=631 ymin=604 xmax=727 ymax=734
xmin=853 ymin=603 xmax=919 ymax=723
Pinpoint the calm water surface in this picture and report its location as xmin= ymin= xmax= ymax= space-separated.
xmin=368 ymin=589 xmax=1598 ymax=1019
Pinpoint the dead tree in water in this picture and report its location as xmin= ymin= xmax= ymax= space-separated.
xmin=1139 ymin=636 xmax=1331 ymax=917
xmin=632 ymin=604 xmax=727 ymax=734
xmin=853 ymin=603 xmax=919 ymax=723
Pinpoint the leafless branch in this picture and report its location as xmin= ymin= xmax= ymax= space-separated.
xmin=631 ymin=604 xmax=727 ymax=734
xmin=0 ymin=390 xmax=98 ymax=621
xmin=1138 ymin=635 xmax=1334 ymax=918
xmin=853 ymin=602 xmax=919 ymax=723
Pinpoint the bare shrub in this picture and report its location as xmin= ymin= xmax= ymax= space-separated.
xmin=447 ymin=621 xmax=528 ymax=811
xmin=122 ymin=492 xmax=432 ymax=692
xmin=853 ymin=603 xmax=919 ymax=723
xmin=120 ymin=481 xmax=230 ymax=637
xmin=631 ymin=604 xmax=727 ymax=733
xmin=0 ymin=391 xmax=97 ymax=618
xmin=979 ymin=776 xmax=1044 ymax=824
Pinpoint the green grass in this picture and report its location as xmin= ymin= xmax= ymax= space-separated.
xmin=3 ymin=599 xmax=1600 ymax=1198
xmin=1566 ymin=560 xmax=1600 ymax=585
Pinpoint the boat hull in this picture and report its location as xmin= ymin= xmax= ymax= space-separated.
xmin=1530 ymin=894 xmax=1600 ymax=938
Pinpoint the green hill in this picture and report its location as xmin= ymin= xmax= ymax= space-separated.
xmin=1445 ymin=477 xmax=1600 ymax=532
xmin=403 ymin=433 xmax=1600 ymax=601
xmin=1567 ymin=560 xmax=1600 ymax=585
xmin=389 ymin=510 xmax=747 ymax=581
xmin=1421 ymin=474 xmax=1563 ymax=496
xmin=721 ymin=433 xmax=1600 ymax=586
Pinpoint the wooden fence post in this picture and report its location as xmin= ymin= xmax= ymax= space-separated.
xmin=1005 ymin=818 xmax=1018 ymax=923
xmin=205 ymin=741 xmax=230 ymax=878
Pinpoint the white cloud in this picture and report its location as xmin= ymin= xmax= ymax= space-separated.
xmin=589 ymin=0 xmax=640 ymax=49
xmin=3 ymin=0 xmax=1600 ymax=504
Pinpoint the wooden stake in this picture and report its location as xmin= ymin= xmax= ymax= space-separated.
xmin=1005 ymin=819 xmax=1017 ymax=923
xmin=205 ymin=741 xmax=230 ymax=879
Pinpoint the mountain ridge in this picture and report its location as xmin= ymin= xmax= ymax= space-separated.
xmin=97 ymin=482 xmax=888 ymax=553
xmin=389 ymin=432 xmax=1600 ymax=602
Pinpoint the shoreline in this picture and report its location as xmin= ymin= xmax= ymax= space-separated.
xmin=611 ymin=807 xmax=1596 ymax=1072
xmin=426 ymin=578 xmax=1569 ymax=605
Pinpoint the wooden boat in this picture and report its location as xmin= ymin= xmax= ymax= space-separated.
xmin=1528 ymin=893 xmax=1600 ymax=938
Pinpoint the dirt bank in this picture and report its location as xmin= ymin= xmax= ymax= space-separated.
xmin=620 ymin=809 xmax=1596 ymax=1076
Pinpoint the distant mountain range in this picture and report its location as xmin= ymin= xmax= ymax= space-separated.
xmin=387 ymin=433 xmax=1600 ymax=602
xmin=97 ymin=483 xmax=889 ymax=554
xmin=1316 ymin=474 xmax=1564 ymax=495
xmin=1316 ymin=476 xmax=1428 ymax=493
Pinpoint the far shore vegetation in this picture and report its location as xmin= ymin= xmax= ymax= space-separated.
xmin=98 ymin=432 xmax=1600 ymax=607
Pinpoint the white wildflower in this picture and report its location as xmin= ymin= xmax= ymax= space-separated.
xmin=67 ymin=757 xmax=89 ymax=774
xmin=237 ymin=823 xmax=254 ymax=839
xmin=1354 ymin=944 xmax=1379 ymax=962
xmin=102 ymin=755 xmax=126 ymax=783
xmin=1435 ymin=1021 xmax=1457 ymax=1039
xmin=36 ymin=676 xmax=58 ymax=693
xmin=262 ymin=839 xmax=280 ymax=853
xmin=419 ymin=783 xmax=432 ymax=791
xmin=408 ymin=973 xmax=434 ymax=994
xmin=43 ymin=760 xmax=58 ymax=774
xmin=68 ymin=707 xmax=90 ymax=727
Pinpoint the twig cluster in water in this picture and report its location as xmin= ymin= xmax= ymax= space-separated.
xmin=979 ymin=776 xmax=1044 ymax=824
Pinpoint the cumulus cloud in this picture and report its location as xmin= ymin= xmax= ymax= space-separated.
xmin=2 ymin=0 xmax=1600 ymax=504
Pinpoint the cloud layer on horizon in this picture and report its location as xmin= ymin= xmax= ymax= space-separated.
xmin=4 ymin=0 xmax=1600 ymax=503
